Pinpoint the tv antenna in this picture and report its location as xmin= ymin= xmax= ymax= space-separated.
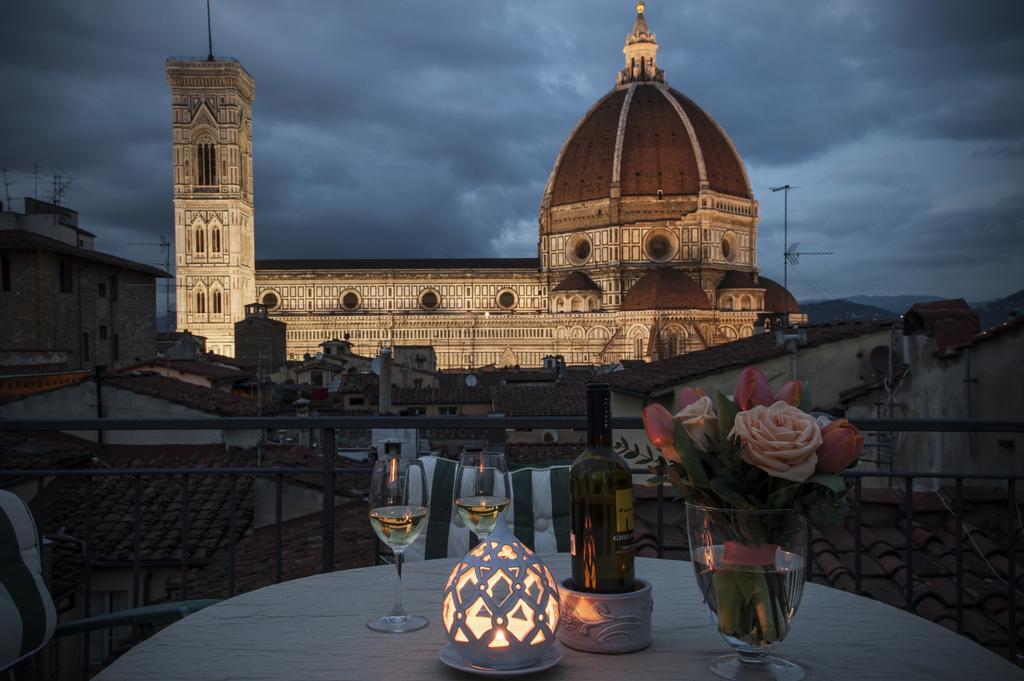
xmin=128 ymin=235 xmax=174 ymax=327
xmin=206 ymin=0 xmax=215 ymax=61
xmin=784 ymin=241 xmax=833 ymax=266
xmin=770 ymin=184 xmax=798 ymax=324
xmin=50 ymin=174 xmax=76 ymax=206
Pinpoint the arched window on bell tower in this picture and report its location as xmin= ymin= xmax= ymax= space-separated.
xmin=195 ymin=227 xmax=206 ymax=254
xmin=195 ymin=135 xmax=217 ymax=187
xmin=196 ymin=289 xmax=207 ymax=314
xmin=211 ymin=226 xmax=221 ymax=253
xmin=213 ymin=289 xmax=222 ymax=314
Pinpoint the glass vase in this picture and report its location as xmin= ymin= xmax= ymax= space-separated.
xmin=685 ymin=503 xmax=807 ymax=681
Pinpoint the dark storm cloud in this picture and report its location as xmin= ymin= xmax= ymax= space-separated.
xmin=1 ymin=0 xmax=1022 ymax=306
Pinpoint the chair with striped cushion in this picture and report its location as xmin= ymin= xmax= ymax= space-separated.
xmin=404 ymin=456 xmax=570 ymax=561
xmin=0 ymin=490 xmax=57 ymax=672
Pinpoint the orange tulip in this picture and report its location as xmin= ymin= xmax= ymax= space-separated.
xmin=642 ymin=402 xmax=676 ymax=450
xmin=734 ymin=367 xmax=774 ymax=410
xmin=676 ymin=386 xmax=706 ymax=411
xmin=815 ymin=419 xmax=865 ymax=473
xmin=774 ymin=380 xmax=804 ymax=407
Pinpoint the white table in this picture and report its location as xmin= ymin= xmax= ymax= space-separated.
xmin=96 ymin=555 xmax=1024 ymax=681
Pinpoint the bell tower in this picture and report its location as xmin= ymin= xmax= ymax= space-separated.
xmin=166 ymin=56 xmax=255 ymax=356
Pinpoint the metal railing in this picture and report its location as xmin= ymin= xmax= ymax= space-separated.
xmin=2 ymin=414 xmax=1023 ymax=677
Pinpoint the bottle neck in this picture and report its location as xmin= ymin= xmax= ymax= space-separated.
xmin=586 ymin=385 xmax=612 ymax=449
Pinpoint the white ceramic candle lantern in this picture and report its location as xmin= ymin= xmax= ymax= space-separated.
xmin=440 ymin=518 xmax=561 ymax=672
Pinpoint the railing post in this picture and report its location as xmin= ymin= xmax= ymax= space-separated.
xmin=81 ymin=477 xmax=93 ymax=681
xmin=904 ymin=476 xmax=914 ymax=611
xmin=228 ymin=474 xmax=237 ymax=596
xmin=322 ymin=427 xmax=336 ymax=572
xmin=275 ymin=473 xmax=284 ymax=583
xmin=180 ymin=474 xmax=189 ymax=601
xmin=853 ymin=477 xmax=862 ymax=595
xmin=1008 ymin=478 xmax=1017 ymax=663
xmin=132 ymin=475 xmax=142 ymax=642
xmin=955 ymin=478 xmax=964 ymax=635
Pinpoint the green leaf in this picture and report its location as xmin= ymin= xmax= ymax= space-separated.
xmin=798 ymin=382 xmax=814 ymax=412
xmin=715 ymin=389 xmax=739 ymax=446
xmin=806 ymin=473 xmax=848 ymax=495
xmin=766 ymin=482 xmax=800 ymax=509
xmin=709 ymin=477 xmax=754 ymax=509
xmin=674 ymin=420 xmax=712 ymax=489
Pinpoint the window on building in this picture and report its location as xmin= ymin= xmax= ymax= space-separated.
xmin=110 ymin=275 xmax=118 ymax=301
xmin=211 ymin=227 xmax=221 ymax=253
xmin=439 ymin=406 xmax=458 ymax=416
xmin=196 ymin=290 xmax=206 ymax=314
xmin=349 ymin=396 xmax=365 ymax=406
xmin=213 ymin=290 xmax=222 ymax=314
xmin=413 ymin=378 xmax=424 ymax=389
xmin=197 ymin=142 xmax=217 ymax=186
xmin=59 ymin=259 xmax=73 ymax=293
xmin=99 ymin=325 xmax=107 ymax=340
xmin=88 ymin=590 xmax=131 ymax=667
xmin=112 ymin=335 xmax=119 ymax=362
xmin=1 ymin=251 xmax=10 ymax=291
xmin=404 ymin=407 xmax=427 ymax=416
xmin=311 ymin=371 xmax=324 ymax=387
xmin=98 ymin=281 xmax=106 ymax=298
xmin=81 ymin=333 xmax=90 ymax=362
xmin=195 ymin=228 xmax=205 ymax=254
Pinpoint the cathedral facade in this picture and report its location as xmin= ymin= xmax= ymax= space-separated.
xmin=170 ymin=4 xmax=798 ymax=369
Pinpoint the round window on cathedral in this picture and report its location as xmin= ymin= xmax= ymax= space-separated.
xmin=420 ymin=289 xmax=440 ymax=310
xmin=497 ymin=290 xmax=516 ymax=310
xmin=567 ymin=235 xmax=593 ymax=265
xmin=261 ymin=291 xmax=280 ymax=310
xmin=341 ymin=290 xmax=360 ymax=311
xmin=721 ymin=232 xmax=737 ymax=263
xmin=645 ymin=231 xmax=676 ymax=262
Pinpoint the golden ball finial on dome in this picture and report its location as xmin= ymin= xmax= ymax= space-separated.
xmin=636 ymin=1 xmax=646 ymax=14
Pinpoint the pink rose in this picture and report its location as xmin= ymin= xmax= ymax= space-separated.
xmin=731 ymin=402 xmax=821 ymax=482
xmin=642 ymin=402 xmax=675 ymax=450
xmin=815 ymin=419 xmax=865 ymax=473
xmin=734 ymin=367 xmax=774 ymax=410
xmin=677 ymin=386 xmax=706 ymax=411
xmin=675 ymin=395 xmax=718 ymax=452
xmin=774 ymin=380 xmax=804 ymax=407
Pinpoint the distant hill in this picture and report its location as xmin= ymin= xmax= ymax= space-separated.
xmin=845 ymin=294 xmax=944 ymax=314
xmin=801 ymin=299 xmax=895 ymax=325
xmin=973 ymin=288 xmax=1024 ymax=330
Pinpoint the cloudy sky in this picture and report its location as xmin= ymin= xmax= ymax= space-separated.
xmin=2 ymin=0 xmax=1022 ymax=311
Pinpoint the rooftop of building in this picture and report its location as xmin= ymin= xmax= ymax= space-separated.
xmin=0 ymin=228 xmax=168 ymax=277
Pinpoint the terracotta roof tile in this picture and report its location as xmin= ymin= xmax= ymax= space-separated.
xmin=0 ymin=229 xmax=168 ymax=277
xmin=606 ymin=320 xmax=891 ymax=395
xmin=104 ymin=373 xmax=260 ymax=416
xmin=493 ymin=383 xmax=586 ymax=417
xmin=551 ymin=270 xmax=602 ymax=293
xmin=256 ymin=258 xmax=538 ymax=271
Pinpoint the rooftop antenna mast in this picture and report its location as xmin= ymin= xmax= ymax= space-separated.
xmin=128 ymin=236 xmax=173 ymax=327
xmin=206 ymin=0 xmax=214 ymax=61
xmin=770 ymin=184 xmax=797 ymax=325
xmin=1 ymin=168 xmax=10 ymax=208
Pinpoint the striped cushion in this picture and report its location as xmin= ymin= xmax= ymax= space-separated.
xmin=0 ymin=490 xmax=57 ymax=672
xmin=404 ymin=456 xmax=570 ymax=561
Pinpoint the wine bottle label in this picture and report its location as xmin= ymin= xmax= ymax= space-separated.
xmin=615 ymin=488 xmax=634 ymax=534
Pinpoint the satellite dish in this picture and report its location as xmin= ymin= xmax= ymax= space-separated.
xmin=869 ymin=346 xmax=891 ymax=375
xmin=465 ymin=374 xmax=478 ymax=387
xmin=371 ymin=357 xmax=382 ymax=376
xmin=315 ymin=351 xmax=324 ymax=361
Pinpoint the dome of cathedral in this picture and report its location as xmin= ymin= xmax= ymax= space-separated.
xmin=544 ymin=83 xmax=750 ymax=208
xmin=761 ymin=276 xmax=801 ymax=314
xmin=621 ymin=268 xmax=712 ymax=311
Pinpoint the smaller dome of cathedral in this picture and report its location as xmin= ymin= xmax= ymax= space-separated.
xmin=552 ymin=271 xmax=602 ymax=292
xmin=760 ymin=276 xmax=800 ymax=314
xmin=717 ymin=270 xmax=759 ymax=289
xmin=621 ymin=268 xmax=712 ymax=311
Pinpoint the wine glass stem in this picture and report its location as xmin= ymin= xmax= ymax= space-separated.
xmin=390 ymin=550 xmax=407 ymax=617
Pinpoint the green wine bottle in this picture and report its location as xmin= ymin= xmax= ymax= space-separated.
xmin=569 ymin=383 xmax=636 ymax=593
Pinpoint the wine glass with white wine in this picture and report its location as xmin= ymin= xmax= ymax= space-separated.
xmin=454 ymin=451 xmax=510 ymax=539
xmin=367 ymin=456 xmax=430 ymax=633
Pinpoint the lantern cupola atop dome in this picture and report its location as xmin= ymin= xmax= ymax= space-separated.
xmin=618 ymin=2 xmax=664 ymax=85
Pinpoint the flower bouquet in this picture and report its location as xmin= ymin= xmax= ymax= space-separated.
xmin=617 ymin=367 xmax=865 ymax=679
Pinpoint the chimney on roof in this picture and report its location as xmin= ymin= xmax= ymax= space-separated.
xmin=245 ymin=303 xmax=269 ymax=320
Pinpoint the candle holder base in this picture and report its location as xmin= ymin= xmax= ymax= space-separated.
xmin=557 ymin=578 xmax=653 ymax=654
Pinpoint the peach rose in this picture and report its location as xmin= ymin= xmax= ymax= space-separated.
xmin=731 ymin=401 xmax=822 ymax=482
xmin=676 ymin=395 xmax=718 ymax=452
